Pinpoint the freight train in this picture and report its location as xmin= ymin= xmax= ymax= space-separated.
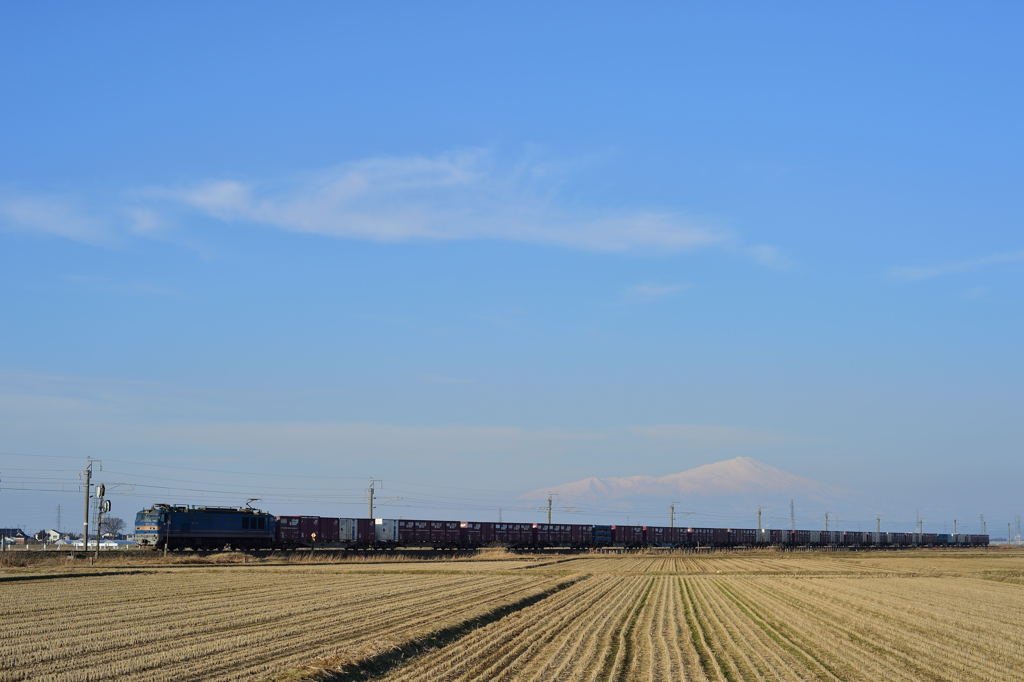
xmin=134 ymin=504 xmax=990 ymax=551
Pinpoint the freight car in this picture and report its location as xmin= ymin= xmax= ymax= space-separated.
xmin=135 ymin=504 xmax=991 ymax=551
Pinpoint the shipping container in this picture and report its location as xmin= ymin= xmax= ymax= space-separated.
xmin=400 ymin=519 xmax=461 ymax=547
xmin=477 ymin=521 xmax=496 ymax=544
xmin=373 ymin=518 xmax=397 ymax=545
xmin=494 ymin=523 xmax=535 ymax=547
xmin=592 ymin=525 xmax=613 ymax=546
xmin=711 ymin=528 xmax=732 ymax=546
xmin=612 ymin=525 xmax=646 ymax=546
xmin=689 ymin=527 xmax=714 ymax=546
xmin=568 ymin=524 xmax=593 ymax=547
xmin=275 ymin=516 xmax=320 ymax=546
xmin=317 ymin=517 xmax=340 ymax=544
xmin=729 ymin=528 xmax=755 ymax=546
xmin=460 ymin=521 xmax=485 ymax=547
xmin=647 ymin=526 xmax=686 ymax=546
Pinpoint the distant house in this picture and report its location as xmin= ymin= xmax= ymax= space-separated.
xmin=36 ymin=529 xmax=64 ymax=543
xmin=0 ymin=528 xmax=28 ymax=546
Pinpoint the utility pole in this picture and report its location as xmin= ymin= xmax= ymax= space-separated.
xmin=669 ymin=502 xmax=678 ymax=528
xmin=980 ymin=514 xmax=986 ymax=535
xmin=876 ymin=515 xmax=881 ymax=534
xmin=953 ymin=519 xmax=958 ymax=535
xmin=757 ymin=506 xmax=763 ymax=533
xmin=56 ymin=504 xmax=62 ymax=534
xmin=81 ymin=459 xmax=96 ymax=553
xmin=367 ymin=479 xmax=382 ymax=519
xmin=94 ymin=483 xmax=107 ymax=559
xmin=546 ymin=494 xmax=553 ymax=524
xmin=916 ymin=510 xmax=923 ymax=535
xmin=824 ymin=512 xmax=830 ymax=532
xmin=498 ymin=507 xmax=502 ymax=523
xmin=1009 ymin=522 xmax=1013 ymax=546
xmin=790 ymin=499 xmax=795 ymax=531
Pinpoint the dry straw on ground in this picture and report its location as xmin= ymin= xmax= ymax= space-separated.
xmin=3 ymin=548 xmax=1024 ymax=681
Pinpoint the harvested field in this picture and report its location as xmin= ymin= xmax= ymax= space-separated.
xmin=546 ymin=553 xmax=897 ymax=576
xmin=0 ymin=569 xmax=566 ymax=681
xmin=3 ymin=549 xmax=1024 ymax=681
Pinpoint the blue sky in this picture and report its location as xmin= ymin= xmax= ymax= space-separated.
xmin=1 ymin=3 xmax=1021 ymax=534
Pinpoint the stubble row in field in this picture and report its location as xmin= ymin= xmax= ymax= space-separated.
xmin=549 ymin=554 xmax=896 ymax=576
xmin=0 ymin=569 xmax=565 ymax=682
xmin=378 ymin=572 xmax=1024 ymax=681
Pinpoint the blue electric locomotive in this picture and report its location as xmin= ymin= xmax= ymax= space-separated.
xmin=134 ymin=504 xmax=276 ymax=550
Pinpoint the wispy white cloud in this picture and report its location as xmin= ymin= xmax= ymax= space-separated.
xmin=150 ymin=149 xmax=763 ymax=254
xmin=0 ymin=194 xmax=107 ymax=243
xmin=1 ymin=149 xmax=789 ymax=262
xmin=624 ymin=282 xmax=692 ymax=301
xmin=890 ymin=249 xmax=1024 ymax=281
xmin=745 ymin=244 xmax=792 ymax=269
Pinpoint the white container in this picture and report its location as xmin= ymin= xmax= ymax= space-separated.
xmin=375 ymin=518 xmax=398 ymax=543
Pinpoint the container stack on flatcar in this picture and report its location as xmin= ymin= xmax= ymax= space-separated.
xmin=134 ymin=504 xmax=990 ymax=551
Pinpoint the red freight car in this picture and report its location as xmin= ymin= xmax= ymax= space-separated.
xmin=396 ymin=519 xmax=462 ymax=547
xmin=557 ymin=524 xmax=592 ymax=547
xmin=532 ymin=523 xmax=564 ymax=547
xmin=648 ymin=526 xmax=686 ymax=546
xmin=494 ymin=523 xmax=535 ymax=546
xmin=276 ymin=516 xmax=320 ymax=546
xmin=317 ymin=517 xmax=340 ymax=544
xmin=711 ymin=528 xmax=732 ymax=547
xmin=731 ymin=528 xmax=756 ymax=546
xmin=533 ymin=523 xmax=589 ymax=547
xmin=612 ymin=525 xmax=646 ymax=547
xmin=689 ymin=527 xmax=714 ymax=546
xmin=460 ymin=520 xmax=487 ymax=548
xmin=477 ymin=521 xmax=496 ymax=544
xmin=648 ymin=526 xmax=671 ymax=546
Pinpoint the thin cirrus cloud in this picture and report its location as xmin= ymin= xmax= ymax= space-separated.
xmin=0 ymin=194 xmax=107 ymax=244
xmin=2 ymin=149 xmax=787 ymax=261
xmin=624 ymin=282 xmax=692 ymax=301
xmin=149 ymin=149 xmax=785 ymax=258
xmin=890 ymin=249 xmax=1024 ymax=281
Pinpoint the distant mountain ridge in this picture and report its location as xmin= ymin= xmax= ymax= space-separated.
xmin=521 ymin=457 xmax=836 ymax=502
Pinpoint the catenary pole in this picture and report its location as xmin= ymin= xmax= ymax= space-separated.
xmin=367 ymin=479 xmax=382 ymax=519
xmin=82 ymin=460 xmax=93 ymax=554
